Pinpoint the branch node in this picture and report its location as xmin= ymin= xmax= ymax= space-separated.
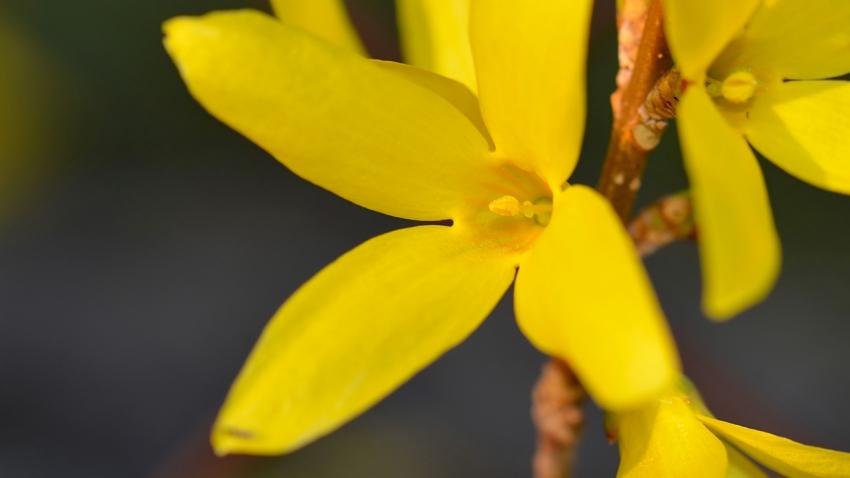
xmin=630 ymin=191 xmax=695 ymax=257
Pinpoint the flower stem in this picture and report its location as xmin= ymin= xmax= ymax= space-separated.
xmin=531 ymin=360 xmax=584 ymax=478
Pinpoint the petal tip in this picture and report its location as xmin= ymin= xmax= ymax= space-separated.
xmin=162 ymin=15 xmax=205 ymax=46
xmin=211 ymin=420 xmax=288 ymax=457
xmin=702 ymin=246 xmax=781 ymax=321
xmin=161 ymin=16 xmax=210 ymax=65
xmin=162 ymin=10 xmax=265 ymax=58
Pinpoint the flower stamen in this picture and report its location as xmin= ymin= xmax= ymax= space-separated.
xmin=708 ymin=70 xmax=758 ymax=104
xmin=488 ymin=195 xmax=522 ymax=217
xmin=488 ymin=195 xmax=552 ymax=226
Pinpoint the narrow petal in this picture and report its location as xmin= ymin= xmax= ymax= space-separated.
xmin=270 ymin=0 xmax=365 ymax=54
xmin=662 ymin=0 xmax=759 ymax=79
xmin=371 ymin=60 xmax=490 ymax=145
xmin=729 ymin=0 xmax=850 ymax=80
xmin=726 ymin=443 xmax=769 ymax=478
xmin=679 ymin=377 xmax=767 ymax=477
xmin=699 ymin=415 xmax=850 ymax=478
xmin=747 ymin=81 xmax=850 ymax=195
xmin=678 ymin=86 xmax=780 ymax=319
xmin=163 ymin=10 xmax=491 ymax=221
xmin=396 ymin=0 xmax=477 ymax=91
xmin=469 ymin=0 xmax=592 ymax=185
xmin=514 ymin=186 xmax=679 ymax=411
xmin=678 ymin=376 xmax=768 ymax=478
xmin=617 ymin=398 xmax=728 ymax=477
xmin=213 ymin=225 xmax=516 ymax=455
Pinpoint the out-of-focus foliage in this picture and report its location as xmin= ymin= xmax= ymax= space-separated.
xmin=0 ymin=13 xmax=62 ymax=220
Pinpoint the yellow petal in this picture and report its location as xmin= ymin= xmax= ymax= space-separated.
xmin=747 ymin=81 xmax=850 ymax=195
xmin=678 ymin=378 xmax=767 ymax=477
xmin=662 ymin=0 xmax=759 ymax=79
xmin=371 ymin=60 xmax=490 ymax=145
xmin=213 ymin=225 xmax=516 ymax=455
xmin=617 ymin=397 xmax=728 ymax=478
xmin=729 ymin=0 xmax=850 ymax=80
xmin=699 ymin=415 xmax=850 ymax=478
xmin=469 ymin=0 xmax=592 ymax=185
xmin=726 ymin=443 xmax=769 ymax=478
xmin=396 ymin=0 xmax=477 ymax=91
xmin=514 ymin=185 xmax=679 ymax=411
xmin=270 ymin=0 xmax=365 ymax=54
xmin=677 ymin=86 xmax=780 ymax=319
xmin=163 ymin=10 xmax=491 ymax=222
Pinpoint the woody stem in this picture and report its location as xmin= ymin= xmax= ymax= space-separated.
xmin=598 ymin=0 xmax=670 ymax=221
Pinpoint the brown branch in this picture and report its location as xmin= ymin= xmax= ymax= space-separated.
xmin=598 ymin=0 xmax=671 ymax=220
xmin=531 ymin=360 xmax=584 ymax=478
xmin=611 ymin=0 xmax=649 ymax=120
xmin=630 ymin=191 xmax=695 ymax=256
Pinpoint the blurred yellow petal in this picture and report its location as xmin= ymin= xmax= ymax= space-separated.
xmin=663 ymin=0 xmax=759 ymax=79
xmin=678 ymin=86 xmax=780 ymax=319
xmin=700 ymin=416 xmax=850 ymax=478
xmin=163 ymin=10 xmax=491 ymax=222
xmin=270 ymin=0 xmax=365 ymax=54
xmin=726 ymin=443 xmax=769 ymax=478
xmin=470 ymin=0 xmax=592 ymax=185
xmin=396 ymin=0 xmax=476 ymax=91
xmin=514 ymin=186 xmax=679 ymax=411
xmin=371 ymin=60 xmax=490 ymax=145
xmin=731 ymin=0 xmax=850 ymax=80
xmin=617 ymin=398 xmax=727 ymax=477
xmin=213 ymin=225 xmax=516 ymax=455
xmin=678 ymin=378 xmax=767 ymax=477
xmin=747 ymin=81 xmax=850 ymax=195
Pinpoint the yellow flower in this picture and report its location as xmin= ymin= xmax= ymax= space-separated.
xmin=612 ymin=378 xmax=850 ymax=477
xmin=663 ymin=0 xmax=850 ymax=319
xmin=163 ymin=3 xmax=681 ymax=456
xmin=271 ymin=0 xmax=476 ymax=91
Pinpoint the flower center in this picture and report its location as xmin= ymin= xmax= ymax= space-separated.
xmin=488 ymin=195 xmax=553 ymax=226
xmin=708 ymin=70 xmax=758 ymax=104
xmin=459 ymin=162 xmax=553 ymax=255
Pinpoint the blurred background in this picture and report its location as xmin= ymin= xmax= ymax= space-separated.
xmin=0 ymin=1 xmax=848 ymax=477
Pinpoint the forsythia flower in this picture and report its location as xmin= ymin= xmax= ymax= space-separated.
xmin=663 ymin=0 xmax=850 ymax=319
xmin=271 ymin=0 xmax=476 ymax=91
xmin=163 ymin=2 xmax=680 ymax=456
xmin=612 ymin=378 xmax=850 ymax=477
